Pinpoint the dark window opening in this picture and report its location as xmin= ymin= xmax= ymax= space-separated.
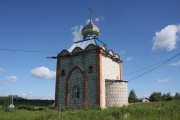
xmin=88 ymin=65 xmax=93 ymax=73
xmin=61 ymin=70 xmax=66 ymax=76
xmin=72 ymin=86 xmax=80 ymax=99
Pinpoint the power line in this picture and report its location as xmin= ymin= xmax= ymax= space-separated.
xmin=123 ymin=56 xmax=172 ymax=76
xmin=120 ymin=51 xmax=180 ymax=56
xmin=1 ymin=48 xmax=179 ymax=56
xmin=128 ymin=53 xmax=180 ymax=82
xmin=0 ymin=48 xmax=57 ymax=54
xmin=0 ymin=48 xmax=179 ymax=81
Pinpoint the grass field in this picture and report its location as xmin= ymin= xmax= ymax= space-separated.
xmin=0 ymin=101 xmax=180 ymax=120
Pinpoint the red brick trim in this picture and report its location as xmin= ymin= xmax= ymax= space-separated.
xmin=96 ymin=49 xmax=102 ymax=107
xmin=120 ymin=60 xmax=122 ymax=80
xmin=66 ymin=65 xmax=87 ymax=106
xmin=55 ymin=58 xmax=60 ymax=106
xmin=65 ymin=79 xmax=69 ymax=106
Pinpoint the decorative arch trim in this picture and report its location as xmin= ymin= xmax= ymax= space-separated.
xmin=71 ymin=47 xmax=83 ymax=54
xmin=58 ymin=49 xmax=70 ymax=56
xmin=85 ymin=44 xmax=97 ymax=51
xmin=66 ymin=65 xmax=87 ymax=106
xmin=108 ymin=50 xmax=114 ymax=56
xmin=115 ymin=54 xmax=120 ymax=59
xmin=100 ymin=45 xmax=107 ymax=51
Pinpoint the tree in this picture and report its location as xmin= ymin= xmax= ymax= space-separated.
xmin=128 ymin=90 xmax=138 ymax=103
xmin=149 ymin=92 xmax=162 ymax=102
xmin=162 ymin=92 xmax=173 ymax=101
xmin=174 ymin=92 xmax=180 ymax=100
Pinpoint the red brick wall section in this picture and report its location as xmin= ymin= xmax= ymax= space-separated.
xmin=65 ymin=78 xmax=69 ymax=106
xmin=120 ymin=60 xmax=122 ymax=80
xmin=66 ymin=65 xmax=87 ymax=106
xmin=55 ymin=58 xmax=60 ymax=106
xmin=96 ymin=49 xmax=102 ymax=107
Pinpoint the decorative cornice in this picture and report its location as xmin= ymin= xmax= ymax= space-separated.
xmin=57 ymin=44 xmax=122 ymax=62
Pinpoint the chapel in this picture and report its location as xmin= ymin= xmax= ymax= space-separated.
xmin=54 ymin=12 xmax=128 ymax=108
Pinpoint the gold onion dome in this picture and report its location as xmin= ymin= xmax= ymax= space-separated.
xmin=81 ymin=19 xmax=100 ymax=37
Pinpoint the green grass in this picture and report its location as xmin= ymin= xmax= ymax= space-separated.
xmin=0 ymin=101 xmax=180 ymax=120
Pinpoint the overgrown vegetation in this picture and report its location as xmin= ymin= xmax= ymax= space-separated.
xmin=0 ymin=101 xmax=180 ymax=120
xmin=128 ymin=90 xmax=180 ymax=103
xmin=149 ymin=92 xmax=180 ymax=102
xmin=0 ymin=96 xmax=54 ymax=106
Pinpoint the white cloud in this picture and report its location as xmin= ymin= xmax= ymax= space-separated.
xmin=152 ymin=24 xmax=180 ymax=51
xmin=126 ymin=56 xmax=133 ymax=61
xmin=6 ymin=76 xmax=17 ymax=83
xmin=31 ymin=67 xmax=56 ymax=80
xmin=0 ymin=81 xmax=8 ymax=85
xmin=95 ymin=17 xmax=100 ymax=22
xmin=71 ymin=25 xmax=83 ymax=42
xmin=20 ymin=92 xmax=54 ymax=100
xmin=101 ymin=16 xmax=105 ymax=21
xmin=86 ymin=16 xmax=104 ymax=24
xmin=143 ymin=94 xmax=150 ymax=98
xmin=0 ymin=68 xmax=3 ymax=72
xmin=169 ymin=61 xmax=180 ymax=66
xmin=157 ymin=78 xmax=170 ymax=84
xmin=119 ymin=50 xmax=125 ymax=55
xmin=86 ymin=19 xmax=90 ymax=25
xmin=20 ymin=92 xmax=33 ymax=98
xmin=0 ymin=89 xmax=8 ymax=94
xmin=0 ymin=88 xmax=8 ymax=92
xmin=95 ymin=16 xmax=104 ymax=22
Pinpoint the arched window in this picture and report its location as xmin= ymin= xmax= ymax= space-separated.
xmin=88 ymin=65 xmax=93 ymax=73
xmin=72 ymin=86 xmax=80 ymax=99
xmin=61 ymin=69 xmax=66 ymax=76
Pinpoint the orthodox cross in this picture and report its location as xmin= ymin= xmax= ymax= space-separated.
xmin=89 ymin=7 xmax=93 ymax=21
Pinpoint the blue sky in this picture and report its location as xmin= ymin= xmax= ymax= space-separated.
xmin=0 ymin=0 xmax=180 ymax=99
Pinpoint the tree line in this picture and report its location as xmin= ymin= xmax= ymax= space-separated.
xmin=128 ymin=90 xmax=180 ymax=103
xmin=0 ymin=96 xmax=54 ymax=106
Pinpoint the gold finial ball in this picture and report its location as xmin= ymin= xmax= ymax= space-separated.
xmin=81 ymin=20 xmax=100 ymax=37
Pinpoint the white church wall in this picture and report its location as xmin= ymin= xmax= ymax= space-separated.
xmin=101 ymin=54 xmax=121 ymax=108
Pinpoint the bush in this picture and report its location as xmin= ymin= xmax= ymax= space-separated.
xmin=17 ymin=105 xmax=44 ymax=111
xmin=2 ymin=98 xmax=10 ymax=111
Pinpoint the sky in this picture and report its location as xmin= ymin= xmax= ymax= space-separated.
xmin=0 ymin=0 xmax=180 ymax=100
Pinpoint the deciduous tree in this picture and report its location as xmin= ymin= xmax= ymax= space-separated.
xmin=162 ymin=92 xmax=173 ymax=101
xmin=174 ymin=92 xmax=180 ymax=100
xmin=149 ymin=92 xmax=162 ymax=102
